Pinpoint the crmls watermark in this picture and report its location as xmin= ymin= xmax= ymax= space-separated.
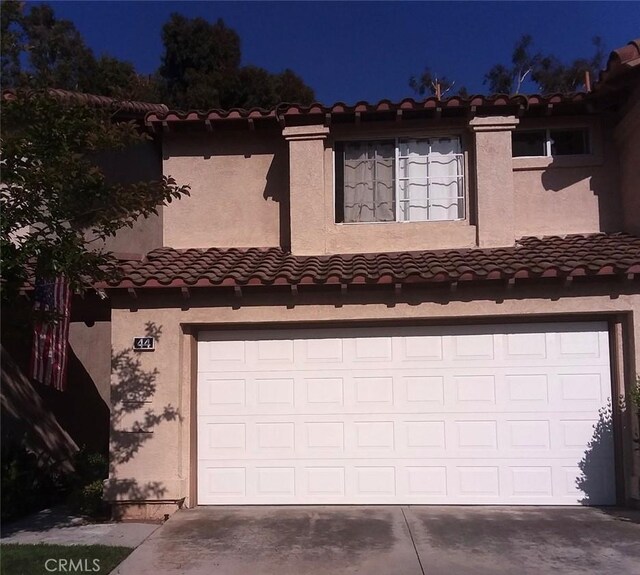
xmin=44 ymin=558 xmax=101 ymax=572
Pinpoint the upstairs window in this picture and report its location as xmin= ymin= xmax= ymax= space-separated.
xmin=512 ymin=127 xmax=590 ymax=157
xmin=335 ymin=137 xmax=465 ymax=223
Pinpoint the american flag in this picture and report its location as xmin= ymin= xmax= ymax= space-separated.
xmin=29 ymin=276 xmax=71 ymax=391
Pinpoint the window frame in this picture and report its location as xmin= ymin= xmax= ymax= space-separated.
xmin=512 ymin=127 xmax=591 ymax=159
xmin=334 ymin=133 xmax=468 ymax=225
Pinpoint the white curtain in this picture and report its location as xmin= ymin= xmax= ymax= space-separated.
xmin=343 ymin=142 xmax=395 ymax=222
xmin=398 ymin=137 xmax=462 ymax=222
xmin=398 ymin=139 xmax=429 ymax=221
xmin=426 ymin=137 xmax=463 ymax=221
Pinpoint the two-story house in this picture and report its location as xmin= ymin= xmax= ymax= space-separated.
xmin=62 ymin=40 xmax=639 ymax=519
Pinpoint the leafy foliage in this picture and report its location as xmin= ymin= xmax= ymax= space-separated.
xmin=158 ymin=13 xmax=315 ymax=109
xmin=2 ymin=3 xmax=315 ymax=109
xmin=0 ymin=435 xmax=62 ymax=522
xmin=0 ymin=90 xmax=190 ymax=301
xmin=411 ymin=35 xmax=608 ymax=98
xmin=409 ymin=67 xmax=468 ymax=98
xmin=159 ymin=14 xmax=242 ymax=109
xmin=484 ymin=34 xmax=606 ymax=94
xmin=532 ymin=36 xmax=606 ymax=93
xmin=1 ymin=3 xmax=155 ymax=99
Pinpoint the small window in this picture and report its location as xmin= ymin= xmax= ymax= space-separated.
xmin=512 ymin=128 xmax=590 ymax=157
xmin=512 ymin=130 xmax=546 ymax=157
xmin=335 ymin=137 xmax=465 ymax=223
xmin=549 ymin=128 xmax=590 ymax=155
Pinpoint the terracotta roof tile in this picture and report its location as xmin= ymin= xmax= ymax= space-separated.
xmin=2 ymin=88 xmax=168 ymax=118
xmin=144 ymin=93 xmax=589 ymax=126
xmin=596 ymin=38 xmax=640 ymax=88
xmin=107 ymin=233 xmax=640 ymax=290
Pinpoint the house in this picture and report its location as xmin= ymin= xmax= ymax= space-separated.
xmin=8 ymin=41 xmax=640 ymax=520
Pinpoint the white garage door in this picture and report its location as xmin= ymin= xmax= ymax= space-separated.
xmin=197 ymin=322 xmax=615 ymax=505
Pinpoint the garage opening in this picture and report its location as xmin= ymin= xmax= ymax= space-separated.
xmin=197 ymin=322 xmax=615 ymax=505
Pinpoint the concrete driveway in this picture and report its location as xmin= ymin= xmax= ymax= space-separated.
xmin=113 ymin=506 xmax=640 ymax=575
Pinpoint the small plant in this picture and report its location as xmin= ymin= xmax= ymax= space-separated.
xmin=630 ymin=376 xmax=640 ymax=410
xmin=65 ymin=448 xmax=109 ymax=519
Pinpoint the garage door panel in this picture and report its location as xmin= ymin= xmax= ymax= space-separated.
xmin=198 ymin=413 xmax=608 ymax=462
xmin=198 ymin=324 xmax=610 ymax=373
xmin=199 ymin=459 xmax=613 ymax=505
xmin=197 ymin=322 xmax=615 ymax=505
xmin=199 ymin=371 xmax=610 ymax=416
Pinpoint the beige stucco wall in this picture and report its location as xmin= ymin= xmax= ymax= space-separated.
xmin=162 ymin=130 xmax=287 ymax=249
xmin=470 ymin=116 xmax=518 ymax=247
xmin=513 ymin=116 xmax=622 ymax=237
xmin=615 ymin=84 xmax=640 ymax=235
xmin=69 ymin=321 xmax=111 ymax=407
xmin=106 ymin=283 xmax=640 ymax=511
xmin=160 ymin=112 xmax=623 ymax=256
xmin=98 ymin=142 xmax=165 ymax=256
xmin=283 ymin=120 xmax=481 ymax=255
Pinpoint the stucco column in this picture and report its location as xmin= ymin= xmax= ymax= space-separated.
xmin=469 ymin=116 xmax=519 ymax=248
xmin=283 ymin=125 xmax=329 ymax=255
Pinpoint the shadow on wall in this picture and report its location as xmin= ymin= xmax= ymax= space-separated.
xmin=576 ymin=400 xmax=615 ymax=505
xmin=1 ymin=297 xmax=110 ymax=458
xmin=1 ymin=346 xmax=78 ymax=470
xmin=540 ymin=158 xmax=622 ymax=232
xmin=263 ymin=140 xmax=291 ymax=249
xmin=165 ymin=130 xmax=291 ymax=249
xmin=107 ymin=322 xmax=180 ymax=506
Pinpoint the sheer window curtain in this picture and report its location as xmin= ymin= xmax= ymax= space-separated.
xmin=343 ymin=142 xmax=395 ymax=222
xmin=427 ymin=137 xmax=463 ymax=221
xmin=398 ymin=137 xmax=462 ymax=221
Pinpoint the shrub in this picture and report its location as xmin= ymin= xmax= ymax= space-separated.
xmin=65 ymin=448 xmax=109 ymax=519
xmin=0 ymin=437 xmax=64 ymax=522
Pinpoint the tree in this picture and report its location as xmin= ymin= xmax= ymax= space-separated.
xmin=409 ymin=67 xmax=468 ymax=98
xmin=0 ymin=0 xmax=24 ymax=88
xmin=20 ymin=4 xmax=95 ymax=90
xmin=159 ymin=13 xmax=315 ymax=109
xmin=159 ymin=14 xmax=242 ymax=109
xmin=273 ymin=69 xmax=316 ymax=105
xmin=484 ymin=34 xmax=540 ymax=95
xmin=484 ymin=34 xmax=607 ymax=95
xmin=3 ymin=3 xmax=315 ymax=109
xmin=1 ymin=2 xmax=160 ymax=99
xmin=0 ymin=91 xmax=190 ymax=302
xmin=532 ymin=36 xmax=606 ymax=93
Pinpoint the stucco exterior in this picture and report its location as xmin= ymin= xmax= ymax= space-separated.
xmin=105 ymin=284 xmax=640 ymax=515
xmin=615 ymin=84 xmax=640 ymax=236
xmin=98 ymin=63 xmax=640 ymax=516
xmin=97 ymin=142 xmax=165 ymax=256
xmin=157 ymin=112 xmax=628 ymax=255
xmin=513 ymin=116 xmax=623 ymax=237
xmin=162 ymin=130 xmax=287 ymax=249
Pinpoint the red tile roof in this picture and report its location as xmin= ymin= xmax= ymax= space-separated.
xmin=107 ymin=233 xmax=640 ymax=290
xmin=2 ymin=88 xmax=168 ymax=118
xmin=597 ymin=38 xmax=640 ymax=88
xmin=144 ymin=93 xmax=590 ymax=127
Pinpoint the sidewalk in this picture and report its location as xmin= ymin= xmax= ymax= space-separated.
xmin=0 ymin=506 xmax=159 ymax=547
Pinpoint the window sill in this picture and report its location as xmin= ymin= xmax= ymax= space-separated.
xmin=513 ymin=154 xmax=603 ymax=171
xmin=336 ymin=219 xmax=466 ymax=226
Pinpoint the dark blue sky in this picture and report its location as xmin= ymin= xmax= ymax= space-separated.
xmin=46 ymin=1 xmax=639 ymax=105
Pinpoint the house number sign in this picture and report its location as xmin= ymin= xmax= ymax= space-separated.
xmin=133 ymin=337 xmax=155 ymax=351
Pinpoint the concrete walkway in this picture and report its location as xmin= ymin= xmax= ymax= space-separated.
xmin=1 ymin=507 xmax=159 ymax=548
xmin=113 ymin=506 xmax=640 ymax=575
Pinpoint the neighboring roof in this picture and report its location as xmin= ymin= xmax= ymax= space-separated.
xmin=1 ymin=88 xmax=168 ymax=118
xmin=596 ymin=38 xmax=640 ymax=88
xmin=144 ymin=93 xmax=591 ymax=128
xmin=108 ymin=233 xmax=640 ymax=290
